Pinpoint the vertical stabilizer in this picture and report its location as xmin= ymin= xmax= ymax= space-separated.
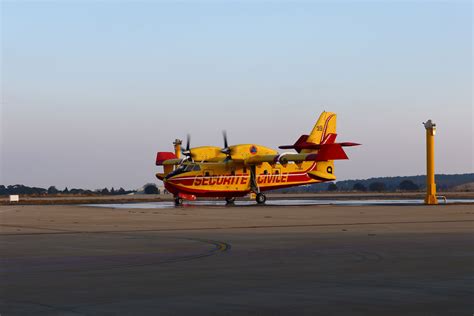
xmin=306 ymin=111 xmax=337 ymax=145
xmin=306 ymin=111 xmax=337 ymax=179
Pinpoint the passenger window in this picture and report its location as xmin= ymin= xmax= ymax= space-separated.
xmin=274 ymin=170 xmax=280 ymax=175
xmin=243 ymin=167 xmax=247 ymax=173
xmin=263 ymin=170 xmax=268 ymax=175
xmin=231 ymin=170 xmax=235 ymax=176
xmin=205 ymin=171 xmax=210 ymax=177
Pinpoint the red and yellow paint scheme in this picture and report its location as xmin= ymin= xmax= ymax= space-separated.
xmin=155 ymin=111 xmax=359 ymax=205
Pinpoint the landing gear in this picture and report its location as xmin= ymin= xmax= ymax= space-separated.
xmin=225 ymin=197 xmax=236 ymax=205
xmin=174 ymin=196 xmax=183 ymax=206
xmin=256 ymin=193 xmax=266 ymax=205
xmin=250 ymin=166 xmax=265 ymax=205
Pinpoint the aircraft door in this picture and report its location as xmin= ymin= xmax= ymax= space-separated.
xmin=272 ymin=167 xmax=284 ymax=185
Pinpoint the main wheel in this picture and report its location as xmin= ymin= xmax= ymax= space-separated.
xmin=225 ymin=197 xmax=236 ymax=205
xmin=256 ymin=193 xmax=266 ymax=204
xmin=174 ymin=197 xmax=183 ymax=206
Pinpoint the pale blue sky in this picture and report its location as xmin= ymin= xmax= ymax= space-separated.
xmin=1 ymin=1 xmax=472 ymax=189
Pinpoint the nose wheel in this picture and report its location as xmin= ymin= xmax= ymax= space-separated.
xmin=174 ymin=196 xmax=183 ymax=206
xmin=256 ymin=193 xmax=266 ymax=204
xmin=225 ymin=197 xmax=236 ymax=205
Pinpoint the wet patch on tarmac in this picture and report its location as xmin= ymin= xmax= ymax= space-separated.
xmin=86 ymin=198 xmax=474 ymax=209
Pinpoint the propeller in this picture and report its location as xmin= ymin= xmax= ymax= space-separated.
xmin=181 ymin=134 xmax=192 ymax=161
xmin=221 ymin=131 xmax=232 ymax=160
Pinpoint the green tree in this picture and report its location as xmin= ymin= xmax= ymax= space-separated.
xmin=352 ymin=182 xmax=367 ymax=192
xmin=47 ymin=186 xmax=59 ymax=195
xmin=144 ymin=184 xmax=159 ymax=194
xmin=369 ymin=182 xmax=386 ymax=192
xmin=398 ymin=180 xmax=419 ymax=191
xmin=327 ymin=183 xmax=338 ymax=191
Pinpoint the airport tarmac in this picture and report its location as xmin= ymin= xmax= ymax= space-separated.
xmin=1 ymin=202 xmax=473 ymax=315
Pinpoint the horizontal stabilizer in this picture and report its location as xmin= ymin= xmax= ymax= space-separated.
xmin=279 ymin=134 xmax=310 ymax=153
xmin=338 ymin=142 xmax=360 ymax=147
xmin=280 ymin=134 xmax=360 ymax=152
xmin=315 ymin=144 xmax=348 ymax=161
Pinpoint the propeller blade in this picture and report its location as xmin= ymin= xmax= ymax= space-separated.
xmin=186 ymin=134 xmax=191 ymax=151
xmin=181 ymin=134 xmax=192 ymax=161
xmin=221 ymin=130 xmax=232 ymax=158
xmin=223 ymin=131 xmax=228 ymax=149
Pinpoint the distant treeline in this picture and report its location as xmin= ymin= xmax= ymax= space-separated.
xmin=2 ymin=173 xmax=472 ymax=196
xmin=276 ymin=173 xmax=474 ymax=193
xmin=0 ymin=185 xmax=136 ymax=196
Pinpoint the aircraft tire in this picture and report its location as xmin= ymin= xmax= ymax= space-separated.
xmin=225 ymin=197 xmax=236 ymax=205
xmin=256 ymin=193 xmax=266 ymax=205
xmin=174 ymin=197 xmax=183 ymax=206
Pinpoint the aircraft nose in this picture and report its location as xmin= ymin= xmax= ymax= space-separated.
xmin=164 ymin=176 xmax=176 ymax=184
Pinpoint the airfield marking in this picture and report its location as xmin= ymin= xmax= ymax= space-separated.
xmin=1 ymin=219 xmax=473 ymax=236
xmin=0 ymin=236 xmax=232 ymax=274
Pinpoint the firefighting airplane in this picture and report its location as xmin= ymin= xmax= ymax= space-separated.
xmin=155 ymin=111 xmax=359 ymax=205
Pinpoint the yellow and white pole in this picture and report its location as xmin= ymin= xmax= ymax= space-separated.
xmin=423 ymin=120 xmax=438 ymax=205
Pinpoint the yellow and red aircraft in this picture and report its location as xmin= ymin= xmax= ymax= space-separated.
xmin=155 ymin=111 xmax=359 ymax=205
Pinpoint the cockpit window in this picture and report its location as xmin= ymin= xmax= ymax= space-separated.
xmin=166 ymin=164 xmax=201 ymax=179
xmin=165 ymin=165 xmax=186 ymax=179
xmin=183 ymin=164 xmax=200 ymax=172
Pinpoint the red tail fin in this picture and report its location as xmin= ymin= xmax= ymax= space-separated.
xmin=321 ymin=133 xmax=337 ymax=145
xmin=279 ymin=134 xmax=309 ymax=153
xmin=315 ymin=144 xmax=348 ymax=161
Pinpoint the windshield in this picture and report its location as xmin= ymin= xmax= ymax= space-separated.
xmin=164 ymin=165 xmax=186 ymax=179
xmin=165 ymin=164 xmax=200 ymax=179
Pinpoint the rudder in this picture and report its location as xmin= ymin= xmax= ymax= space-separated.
xmin=306 ymin=111 xmax=337 ymax=145
xmin=307 ymin=111 xmax=337 ymax=181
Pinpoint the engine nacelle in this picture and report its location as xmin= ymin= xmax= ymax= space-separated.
xmin=189 ymin=146 xmax=226 ymax=162
xmin=228 ymin=144 xmax=277 ymax=161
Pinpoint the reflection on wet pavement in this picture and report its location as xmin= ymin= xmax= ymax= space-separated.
xmin=86 ymin=198 xmax=474 ymax=209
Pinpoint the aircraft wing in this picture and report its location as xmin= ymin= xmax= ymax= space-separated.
xmin=243 ymin=153 xmax=316 ymax=165
xmin=243 ymin=143 xmax=359 ymax=165
xmin=161 ymin=159 xmax=184 ymax=165
xmin=243 ymin=155 xmax=279 ymax=165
